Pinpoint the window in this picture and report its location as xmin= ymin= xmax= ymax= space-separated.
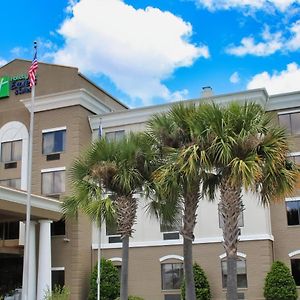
xmin=52 ymin=269 xmax=65 ymax=290
xmin=0 ymin=178 xmax=21 ymax=189
xmin=1 ymin=140 xmax=22 ymax=162
xmin=161 ymin=263 xmax=183 ymax=290
xmin=278 ymin=112 xmax=300 ymax=135
xmin=291 ymin=259 xmax=300 ymax=286
xmin=286 ymin=200 xmax=300 ymax=226
xmin=106 ymin=219 xmax=121 ymax=243
xmin=51 ymin=220 xmax=66 ymax=236
xmin=160 ymin=217 xmax=181 ymax=240
xmin=105 ymin=130 xmax=125 ymax=142
xmin=42 ymin=170 xmax=65 ymax=196
xmin=0 ymin=222 xmax=19 ymax=240
xmin=221 ymin=258 xmax=247 ymax=289
xmin=42 ymin=129 xmax=66 ymax=155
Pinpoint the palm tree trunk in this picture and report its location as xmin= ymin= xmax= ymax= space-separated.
xmin=183 ymin=237 xmax=196 ymax=300
xmin=219 ymin=179 xmax=243 ymax=300
xmin=120 ymin=234 xmax=129 ymax=300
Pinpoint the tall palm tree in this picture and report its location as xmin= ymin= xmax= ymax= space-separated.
xmin=62 ymin=133 xmax=153 ymax=300
xmin=146 ymin=104 xmax=203 ymax=300
xmin=181 ymin=101 xmax=300 ymax=300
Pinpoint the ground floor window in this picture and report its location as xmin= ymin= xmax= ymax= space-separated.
xmin=291 ymin=259 xmax=300 ymax=286
xmin=221 ymin=258 xmax=248 ymax=289
xmin=52 ymin=268 xmax=65 ymax=290
xmin=161 ymin=263 xmax=183 ymax=290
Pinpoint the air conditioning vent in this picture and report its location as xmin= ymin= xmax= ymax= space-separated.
xmin=4 ymin=162 xmax=17 ymax=169
xmin=163 ymin=232 xmax=180 ymax=240
xmin=46 ymin=153 xmax=61 ymax=161
xmin=108 ymin=236 xmax=122 ymax=243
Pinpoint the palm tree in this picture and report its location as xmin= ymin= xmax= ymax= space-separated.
xmin=181 ymin=101 xmax=300 ymax=300
xmin=146 ymin=104 xmax=203 ymax=300
xmin=62 ymin=133 xmax=153 ymax=300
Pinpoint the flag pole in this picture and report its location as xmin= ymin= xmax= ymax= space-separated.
xmin=97 ymin=224 xmax=101 ymax=300
xmin=23 ymin=41 xmax=37 ymax=300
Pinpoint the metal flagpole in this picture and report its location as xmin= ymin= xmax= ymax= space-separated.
xmin=23 ymin=41 xmax=37 ymax=300
xmin=97 ymin=224 xmax=101 ymax=300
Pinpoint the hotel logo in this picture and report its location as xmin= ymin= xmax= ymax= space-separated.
xmin=0 ymin=76 xmax=9 ymax=98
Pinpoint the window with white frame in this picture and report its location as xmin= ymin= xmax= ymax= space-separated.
xmin=278 ymin=111 xmax=300 ymax=135
xmin=42 ymin=128 xmax=66 ymax=155
xmin=286 ymin=199 xmax=300 ymax=226
xmin=221 ymin=257 xmax=248 ymax=289
xmin=105 ymin=130 xmax=125 ymax=142
xmin=41 ymin=169 xmax=65 ymax=196
xmin=291 ymin=259 xmax=300 ymax=286
xmin=161 ymin=263 xmax=184 ymax=290
xmin=51 ymin=267 xmax=65 ymax=290
xmin=1 ymin=140 xmax=22 ymax=162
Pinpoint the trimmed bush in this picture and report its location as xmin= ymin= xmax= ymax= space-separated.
xmin=264 ymin=261 xmax=297 ymax=300
xmin=181 ymin=263 xmax=211 ymax=300
xmin=88 ymin=258 xmax=120 ymax=300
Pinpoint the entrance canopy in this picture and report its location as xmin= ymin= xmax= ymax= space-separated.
xmin=0 ymin=185 xmax=62 ymax=222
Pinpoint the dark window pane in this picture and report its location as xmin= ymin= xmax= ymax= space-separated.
xmin=4 ymin=222 xmax=19 ymax=240
xmin=222 ymin=258 xmax=247 ymax=289
xmin=286 ymin=201 xmax=300 ymax=225
xmin=51 ymin=220 xmax=65 ymax=236
xmin=0 ymin=223 xmax=4 ymax=239
xmin=161 ymin=263 xmax=183 ymax=290
xmin=165 ymin=295 xmax=181 ymax=300
xmin=43 ymin=130 xmax=66 ymax=154
xmin=291 ymin=259 xmax=300 ymax=286
xmin=291 ymin=113 xmax=300 ymax=135
xmin=52 ymin=270 xmax=65 ymax=290
xmin=278 ymin=114 xmax=291 ymax=134
xmin=106 ymin=219 xmax=119 ymax=236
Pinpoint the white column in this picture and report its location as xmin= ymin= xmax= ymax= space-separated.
xmin=36 ymin=220 xmax=52 ymax=300
xmin=22 ymin=221 xmax=37 ymax=300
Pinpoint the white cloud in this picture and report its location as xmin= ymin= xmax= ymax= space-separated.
xmin=247 ymin=62 xmax=300 ymax=94
xmin=52 ymin=0 xmax=208 ymax=104
xmin=286 ymin=20 xmax=300 ymax=50
xmin=226 ymin=26 xmax=283 ymax=56
xmin=0 ymin=58 xmax=7 ymax=67
xmin=194 ymin=0 xmax=300 ymax=12
xmin=230 ymin=71 xmax=240 ymax=83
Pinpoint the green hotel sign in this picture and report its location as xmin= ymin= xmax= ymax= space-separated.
xmin=0 ymin=73 xmax=36 ymax=99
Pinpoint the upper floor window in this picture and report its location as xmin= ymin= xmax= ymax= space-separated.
xmin=221 ymin=257 xmax=248 ymax=289
xmin=42 ymin=129 xmax=66 ymax=155
xmin=278 ymin=112 xmax=300 ymax=135
xmin=1 ymin=140 xmax=22 ymax=162
xmin=161 ymin=263 xmax=183 ymax=290
xmin=0 ymin=178 xmax=21 ymax=189
xmin=105 ymin=130 xmax=125 ymax=142
xmin=51 ymin=219 xmax=66 ymax=236
xmin=286 ymin=200 xmax=300 ymax=226
xmin=42 ymin=169 xmax=65 ymax=197
xmin=0 ymin=222 xmax=20 ymax=240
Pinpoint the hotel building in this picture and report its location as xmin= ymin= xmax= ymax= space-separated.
xmin=0 ymin=59 xmax=299 ymax=300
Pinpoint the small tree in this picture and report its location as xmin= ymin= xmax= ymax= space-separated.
xmin=88 ymin=258 xmax=120 ymax=300
xmin=181 ymin=263 xmax=211 ymax=300
xmin=264 ymin=261 xmax=297 ymax=300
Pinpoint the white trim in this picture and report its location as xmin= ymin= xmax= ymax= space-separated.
xmin=290 ymin=152 xmax=300 ymax=157
xmin=277 ymin=109 xmax=300 ymax=115
xmin=92 ymin=234 xmax=274 ymax=250
xmin=21 ymin=89 xmax=112 ymax=115
xmin=160 ymin=255 xmax=184 ymax=262
xmin=51 ymin=267 xmax=65 ymax=271
xmin=109 ymin=257 xmax=122 ymax=262
xmin=219 ymin=252 xmax=247 ymax=259
xmin=42 ymin=126 xmax=67 ymax=134
xmin=289 ymin=250 xmax=300 ymax=258
xmin=286 ymin=197 xmax=300 ymax=202
xmin=41 ymin=167 xmax=66 ymax=173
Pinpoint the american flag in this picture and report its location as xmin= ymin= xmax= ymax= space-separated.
xmin=28 ymin=44 xmax=38 ymax=87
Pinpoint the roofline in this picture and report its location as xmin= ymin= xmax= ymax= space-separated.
xmin=269 ymin=89 xmax=300 ymax=98
xmin=78 ymin=73 xmax=128 ymax=109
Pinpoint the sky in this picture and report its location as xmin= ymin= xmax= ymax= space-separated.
xmin=0 ymin=0 xmax=300 ymax=108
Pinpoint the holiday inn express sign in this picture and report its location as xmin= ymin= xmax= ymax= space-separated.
xmin=0 ymin=74 xmax=36 ymax=98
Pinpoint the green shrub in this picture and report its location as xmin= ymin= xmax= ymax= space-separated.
xmin=88 ymin=258 xmax=120 ymax=300
xmin=181 ymin=263 xmax=211 ymax=300
xmin=44 ymin=286 xmax=70 ymax=300
xmin=115 ymin=296 xmax=144 ymax=300
xmin=264 ymin=261 xmax=297 ymax=300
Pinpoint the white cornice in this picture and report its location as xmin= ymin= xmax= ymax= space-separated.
xmin=21 ymin=89 xmax=112 ymax=115
xmin=0 ymin=185 xmax=62 ymax=213
xmin=89 ymin=89 xmax=268 ymax=130
xmin=268 ymin=91 xmax=300 ymax=111
xmin=160 ymin=255 xmax=184 ymax=262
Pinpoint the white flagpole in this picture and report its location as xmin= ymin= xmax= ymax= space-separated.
xmin=97 ymin=224 xmax=101 ymax=300
xmin=23 ymin=41 xmax=37 ymax=300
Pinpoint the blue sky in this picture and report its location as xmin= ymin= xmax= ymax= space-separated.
xmin=1 ymin=0 xmax=300 ymax=107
